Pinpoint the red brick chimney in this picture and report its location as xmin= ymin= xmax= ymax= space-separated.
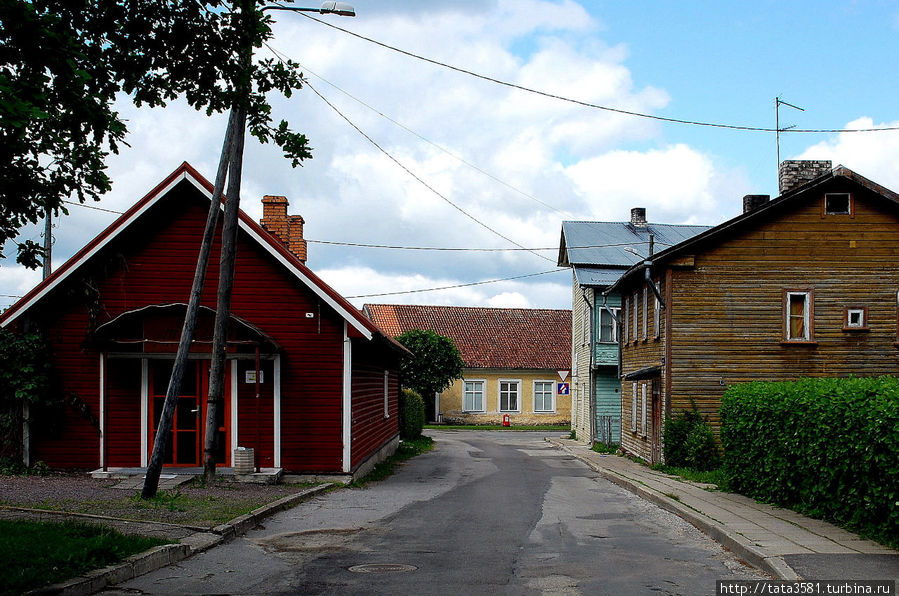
xmin=260 ymin=195 xmax=307 ymax=263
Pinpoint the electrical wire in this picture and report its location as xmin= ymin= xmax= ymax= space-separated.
xmin=345 ymin=268 xmax=564 ymax=299
xmin=261 ymin=44 xmax=570 ymax=217
xmin=308 ymin=239 xmax=666 ymax=251
xmin=62 ymin=200 xmax=124 ymax=215
xmin=302 ymin=78 xmax=556 ymax=264
xmin=299 ymin=14 xmax=899 ymax=135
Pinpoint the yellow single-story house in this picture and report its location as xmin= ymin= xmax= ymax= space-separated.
xmin=364 ymin=304 xmax=571 ymax=426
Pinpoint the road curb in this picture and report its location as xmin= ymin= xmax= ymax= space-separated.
xmin=27 ymin=483 xmax=334 ymax=595
xmin=546 ymin=438 xmax=800 ymax=581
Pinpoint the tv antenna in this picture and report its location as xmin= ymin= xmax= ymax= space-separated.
xmin=776 ymin=96 xmax=804 ymax=169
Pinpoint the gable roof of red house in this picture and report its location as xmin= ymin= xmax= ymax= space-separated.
xmin=363 ymin=303 xmax=571 ymax=370
xmin=0 ymin=162 xmax=389 ymax=344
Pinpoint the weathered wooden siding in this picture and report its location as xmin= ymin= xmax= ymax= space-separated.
xmin=620 ymin=178 xmax=899 ymax=464
xmin=667 ymin=183 xmax=899 ymax=429
xmin=570 ymin=276 xmax=592 ymax=442
xmin=619 ymin=277 xmax=666 ymax=461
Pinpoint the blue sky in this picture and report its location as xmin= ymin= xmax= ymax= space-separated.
xmin=2 ymin=1 xmax=898 ymax=311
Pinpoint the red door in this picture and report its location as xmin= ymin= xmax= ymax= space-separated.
xmin=149 ymin=359 xmax=230 ymax=467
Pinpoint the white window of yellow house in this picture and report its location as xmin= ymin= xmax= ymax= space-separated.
xmin=499 ymin=380 xmax=521 ymax=412
xmin=534 ymin=381 xmax=555 ymax=413
xmin=631 ymin=383 xmax=638 ymax=432
xmin=463 ymin=380 xmax=486 ymax=412
xmin=784 ymin=290 xmax=814 ymax=342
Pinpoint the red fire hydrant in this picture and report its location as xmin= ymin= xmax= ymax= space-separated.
xmin=502 ymin=414 xmax=510 ymax=427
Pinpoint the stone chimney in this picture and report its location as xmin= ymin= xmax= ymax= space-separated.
xmin=778 ymin=160 xmax=832 ymax=195
xmin=742 ymin=194 xmax=770 ymax=213
xmin=630 ymin=207 xmax=647 ymax=227
xmin=260 ymin=195 xmax=307 ymax=263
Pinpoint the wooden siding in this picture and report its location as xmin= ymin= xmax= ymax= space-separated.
xmin=23 ymin=181 xmax=361 ymax=473
xmin=619 ymin=178 xmax=899 ymax=461
xmin=105 ymin=359 xmax=142 ymax=467
xmin=570 ymin=275 xmax=591 ymax=441
xmin=350 ymin=360 xmax=399 ymax=470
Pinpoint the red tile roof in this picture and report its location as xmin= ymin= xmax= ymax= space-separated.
xmin=364 ymin=304 xmax=571 ymax=370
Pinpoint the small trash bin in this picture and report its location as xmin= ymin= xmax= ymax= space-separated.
xmin=233 ymin=447 xmax=255 ymax=474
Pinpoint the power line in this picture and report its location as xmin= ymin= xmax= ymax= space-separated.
xmin=345 ymin=268 xmax=564 ymax=299
xmin=62 ymin=200 xmax=124 ymax=215
xmin=302 ymin=78 xmax=556 ymax=264
xmin=300 ymin=14 xmax=899 ymax=135
xmin=272 ymin=50 xmax=569 ymax=217
xmin=308 ymin=239 xmax=665 ymax=251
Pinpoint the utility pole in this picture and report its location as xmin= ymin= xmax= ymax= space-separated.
xmin=42 ymin=209 xmax=51 ymax=280
xmin=775 ymin=96 xmax=804 ymax=174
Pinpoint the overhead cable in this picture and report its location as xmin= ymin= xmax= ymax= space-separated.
xmin=345 ymin=268 xmax=564 ymax=298
xmin=299 ymin=14 xmax=899 ymax=135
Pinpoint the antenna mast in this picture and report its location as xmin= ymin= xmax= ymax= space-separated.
xmin=775 ymin=96 xmax=804 ymax=170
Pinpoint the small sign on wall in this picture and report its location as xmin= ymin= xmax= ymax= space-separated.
xmin=245 ymin=370 xmax=264 ymax=384
xmin=557 ymin=382 xmax=570 ymax=395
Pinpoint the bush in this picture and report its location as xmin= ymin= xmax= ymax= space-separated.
xmin=721 ymin=377 xmax=899 ymax=546
xmin=399 ymin=388 xmax=425 ymax=440
xmin=664 ymin=405 xmax=720 ymax=471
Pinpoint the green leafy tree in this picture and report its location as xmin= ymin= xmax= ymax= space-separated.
xmin=0 ymin=329 xmax=52 ymax=465
xmin=396 ymin=329 xmax=464 ymax=422
xmin=0 ymin=0 xmax=311 ymax=267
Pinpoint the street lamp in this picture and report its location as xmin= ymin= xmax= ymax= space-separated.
xmin=264 ymin=1 xmax=355 ymax=17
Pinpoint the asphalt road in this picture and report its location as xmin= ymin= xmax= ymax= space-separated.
xmin=105 ymin=430 xmax=766 ymax=595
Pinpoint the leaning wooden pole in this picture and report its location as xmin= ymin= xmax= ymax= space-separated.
xmin=141 ymin=109 xmax=239 ymax=499
xmin=204 ymin=105 xmax=247 ymax=482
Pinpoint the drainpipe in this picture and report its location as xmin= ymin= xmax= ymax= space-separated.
xmin=581 ymin=289 xmax=596 ymax=443
xmin=644 ymin=264 xmax=665 ymax=309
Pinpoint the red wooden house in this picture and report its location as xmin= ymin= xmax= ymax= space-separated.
xmin=0 ymin=163 xmax=407 ymax=480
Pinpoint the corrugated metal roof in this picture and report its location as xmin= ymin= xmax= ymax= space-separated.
xmin=364 ymin=304 xmax=571 ymax=370
xmin=573 ymin=266 xmax=627 ymax=287
xmin=560 ymin=221 xmax=711 ymax=267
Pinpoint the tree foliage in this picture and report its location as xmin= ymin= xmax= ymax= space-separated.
xmin=0 ymin=328 xmax=52 ymax=461
xmin=395 ymin=329 xmax=464 ymax=402
xmin=0 ymin=0 xmax=312 ymax=267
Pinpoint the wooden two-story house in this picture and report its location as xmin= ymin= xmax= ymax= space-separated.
xmin=610 ymin=161 xmax=899 ymax=463
xmin=558 ymin=212 xmax=708 ymax=445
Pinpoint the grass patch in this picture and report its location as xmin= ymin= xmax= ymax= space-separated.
xmin=651 ymin=464 xmax=730 ymax=491
xmin=591 ymin=442 xmax=619 ymax=454
xmin=424 ymin=424 xmax=570 ymax=432
xmin=0 ymin=519 xmax=168 ymax=596
xmin=351 ymin=436 xmax=434 ymax=487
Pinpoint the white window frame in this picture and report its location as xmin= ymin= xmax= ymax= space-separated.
xmin=463 ymin=379 xmax=486 ymax=413
xmin=599 ymin=307 xmax=620 ymax=344
xmin=533 ymin=380 xmax=555 ymax=413
xmin=785 ymin=290 xmax=813 ymax=342
xmin=622 ymin=300 xmax=628 ymax=344
xmin=824 ymin=192 xmax=852 ymax=215
xmin=844 ymin=306 xmax=867 ymax=329
xmin=642 ymin=287 xmax=648 ymax=340
xmin=641 ymin=383 xmax=647 ymax=437
xmin=383 ymin=370 xmax=390 ymax=418
xmin=498 ymin=379 xmax=521 ymax=413
xmin=653 ymin=288 xmax=661 ymax=338
xmin=631 ymin=293 xmax=638 ymax=341
xmin=631 ymin=383 xmax=638 ymax=432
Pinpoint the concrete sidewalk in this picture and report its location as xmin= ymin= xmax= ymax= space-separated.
xmin=547 ymin=437 xmax=899 ymax=582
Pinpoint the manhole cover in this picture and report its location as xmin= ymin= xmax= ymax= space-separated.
xmin=348 ymin=564 xmax=417 ymax=574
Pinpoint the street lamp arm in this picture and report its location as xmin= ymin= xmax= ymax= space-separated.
xmin=262 ymin=1 xmax=355 ymax=17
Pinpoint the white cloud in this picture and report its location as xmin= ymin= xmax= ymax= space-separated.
xmin=796 ymin=118 xmax=899 ymax=193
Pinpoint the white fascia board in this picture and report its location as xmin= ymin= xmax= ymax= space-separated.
xmin=238 ymin=222 xmax=373 ymax=340
xmin=1 ymin=171 xmax=209 ymax=328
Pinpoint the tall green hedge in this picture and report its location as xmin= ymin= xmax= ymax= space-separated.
xmin=399 ymin=388 xmax=425 ymax=440
xmin=720 ymin=377 xmax=899 ymax=545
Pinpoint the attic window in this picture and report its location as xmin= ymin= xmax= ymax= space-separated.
xmin=843 ymin=306 xmax=868 ymax=331
xmin=824 ymin=193 xmax=852 ymax=215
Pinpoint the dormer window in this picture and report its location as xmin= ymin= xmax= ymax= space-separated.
xmin=824 ymin=193 xmax=852 ymax=215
